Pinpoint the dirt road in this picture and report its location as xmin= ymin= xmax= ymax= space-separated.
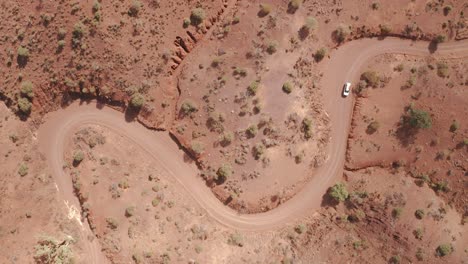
xmin=38 ymin=38 xmax=468 ymax=263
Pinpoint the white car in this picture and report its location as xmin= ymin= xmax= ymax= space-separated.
xmin=342 ymin=82 xmax=351 ymax=97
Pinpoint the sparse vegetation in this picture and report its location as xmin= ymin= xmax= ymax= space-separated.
xmin=191 ymin=141 xmax=205 ymax=156
xmin=443 ymin=5 xmax=452 ymax=16
xmin=433 ymin=34 xmax=446 ymax=44
xmin=106 ymin=218 xmax=119 ymax=230
xmin=413 ymin=228 xmax=423 ymax=239
xmin=367 ymin=121 xmax=380 ymax=133
xmin=328 ymin=183 xmax=349 ymax=203
xmin=389 ymin=255 xmax=400 ymax=264
xmin=125 ymin=206 xmax=136 ymax=217
xmin=190 ymin=8 xmax=206 ymax=26
xmin=299 ymin=16 xmax=318 ymax=38
xmin=253 ymin=143 xmax=265 ymax=160
xmin=294 ymin=224 xmax=306 ymax=234
xmin=266 ymin=41 xmax=278 ymax=54
xmin=17 ymin=46 xmax=29 ymax=60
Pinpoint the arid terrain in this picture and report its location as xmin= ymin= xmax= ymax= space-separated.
xmin=0 ymin=0 xmax=467 ymax=263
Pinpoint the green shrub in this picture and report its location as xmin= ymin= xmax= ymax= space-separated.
xmin=227 ymin=233 xmax=243 ymax=247
xmin=389 ymin=255 xmax=400 ymax=264
xmin=183 ymin=18 xmax=190 ymax=28
xmin=282 ymin=82 xmax=293 ymax=94
xmin=443 ymin=5 xmax=452 ymax=16
xmin=407 ymin=108 xmax=432 ymax=129
xmin=216 ymin=164 xmax=232 ymax=181
xmin=180 ymin=100 xmax=198 ymax=115
xmin=125 ymin=206 xmax=136 ymax=217
xmin=253 ymin=143 xmax=265 ymax=160
xmin=304 ymin=16 xmax=318 ymax=31
xmin=73 ymin=151 xmax=84 ymax=164
xmin=436 ymin=243 xmax=453 ymax=257
xmin=288 ymin=0 xmax=302 ymax=12
xmin=130 ymin=93 xmax=145 ymax=108
xmin=302 ymin=118 xmax=312 ymax=139
xmin=57 ymin=40 xmax=66 ymax=51
xmin=413 ymin=228 xmax=423 ymax=239
xmin=18 ymin=98 xmax=32 ymax=114
xmin=449 ymin=120 xmax=459 ymax=132
xmin=433 ymin=34 xmax=446 ymax=43
xmin=259 ymin=3 xmax=272 ymax=16
xmin=106 ymin=218 xmax=118 ymax=229
xmin=219 ymin=131 xmax=234 ymax=146
xmin=436 ymin=62 xmax=449 ymax=78
xmin=34 ymin=236 xmax=74 ymax=264
xmin=328 ymin=183 xmax=349 ymax=202
xmin=360 ymin=71 xmax=380 ymax=88
xmin=246 ymin=124 xmax=258 ymax=138
xmin=72 ymin=22 xmax=86 ymax=39
xmin=294 ymin=224 xmax=306 ymax=234
xmin=58 ymin=28 xmax=67 ymax=40
xmin=128 ymin=1 xmax=141 ymax=17
xmin=191 ymin=141 xmax=205 ymax=155
xmin=20 ymin=81 xmax=34 ymax=98
xmin=266 ymin=41 xmax=278 ymax=54
xmin=334 ymin=24 xmax=350 ymax=42
xmin=367 ymin=121 xmax=380 ymax=133
xmin=18 ymin=163 xmax=28 ymax=176
xmin=380 ymin=24 xmax=392 ymax=35
xmin=314 ymin=48 xmax=327 ymax=62
xmin=415 ymin=209 xmax=425 ymax=219
xmin=190 ymin=8 xmax=206 ymax=25
xmin=392 ymin=207 xmax=403 ymax=219
xmin=17 ymin=46 xmax=29 ymax=59
xmin=247 ymin=81 xmax=260 ymax=95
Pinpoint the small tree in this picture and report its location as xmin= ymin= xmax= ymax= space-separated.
xmin=328 ymin=183 xmax=349 ymax=202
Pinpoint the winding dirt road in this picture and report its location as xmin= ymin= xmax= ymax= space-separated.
xmin=38 ymin=38 xmax=468 ymax=263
